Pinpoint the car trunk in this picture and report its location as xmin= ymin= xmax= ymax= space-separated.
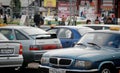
xmin=0 ymin=41 xmax=21 ymax=57
xmin=29 ymin=34 xmax=62 ymax=51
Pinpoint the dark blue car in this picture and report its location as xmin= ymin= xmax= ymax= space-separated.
xmin=40 ymin=30 xmax=120 ymax=73
xmin=47 ymin=26 xmax=94 ymax=48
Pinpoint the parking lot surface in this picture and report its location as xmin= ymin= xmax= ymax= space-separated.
xmin=0 ymin=68 xmax=41 ymax=73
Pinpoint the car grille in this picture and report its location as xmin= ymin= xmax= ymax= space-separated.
xmin=49 ymin=57 xmax=72 ymax=66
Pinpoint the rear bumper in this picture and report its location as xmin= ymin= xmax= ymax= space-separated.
xmin=0 ymin=55 xmax=23 ymax=68
xmin=39 ymin=65 xmax=98 ymax=73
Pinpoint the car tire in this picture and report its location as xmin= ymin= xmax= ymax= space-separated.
xmin=99 ymin=65 xmax=115 ymax=73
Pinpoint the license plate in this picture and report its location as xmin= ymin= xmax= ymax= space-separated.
xmin=49 ymin=68 xmax=66 ymax=73
xmin=27 ymin=63 xmax=39 ymax=69
xmin=0 ymin=48 xmax=14 ymax=54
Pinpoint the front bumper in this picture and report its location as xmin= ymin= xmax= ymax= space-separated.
xmin=27 ymin=50 xmax=47 ymax=69
xmin=39 ymin=65 xmax=98 ymax=73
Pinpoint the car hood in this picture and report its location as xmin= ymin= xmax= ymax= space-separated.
xmin=43 ymin=47 xmax=119 ymax=61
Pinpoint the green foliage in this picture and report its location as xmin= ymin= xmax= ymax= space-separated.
xmin=10 ymin=0 xmax=21 ymax=18
xmin=0 ymin=18 xmax=3 ymax=24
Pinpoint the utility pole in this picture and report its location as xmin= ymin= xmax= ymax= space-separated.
xmin=69 ymin=0 xmax=73 ymax=25
xmin=115 ymin=0 xmax=118 ymax=24
xmin=40 ymin=0 xmax=42 ymax=7
xmin=26 ymin=0 xmax=30 ymax=26
xmin=69 ymin=0 xmax=76 ymax=25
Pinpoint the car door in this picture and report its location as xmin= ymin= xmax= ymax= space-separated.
xmin=57 ymin=28 xmax=73 ymax=48
xmin=109 ymin=35 xmax=120 ymax=67
xmin=14 ymin=30 xmax=32 ymax=52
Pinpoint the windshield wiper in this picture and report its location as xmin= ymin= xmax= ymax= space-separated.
xmin=87 ymin=42 xmax=101 ymax=49
xmin=76 ymin=43 xmax=87 ymax=47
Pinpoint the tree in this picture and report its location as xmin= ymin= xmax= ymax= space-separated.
xmin=10 ymin=0 xmax=21 ymax=18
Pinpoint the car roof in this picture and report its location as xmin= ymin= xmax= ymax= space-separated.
xmin=0 ymin=25 xmax=48 ymax=35
xmin=80 ymin=24 xmax=120 ymax=27
xmin=51 ymin=25 xmax=94 ymax=30
xmin=0 ymin=25 xmax=36 ymax=29
xmin=89 ymin=29 xmax=120 ymax=34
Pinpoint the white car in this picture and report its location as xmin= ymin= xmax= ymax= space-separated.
xmin=44 ymin=16 xmax=55 ymax=21
xmin=0 ymin=33 xmax=23 ymax=70
xmin=44 ymin=16 xmax=62 ymax=21
xmin=0 ymin=25 xmax=62 ymax=69
xmin=65 ymin=16 xmax=87 ymax=25
xmin=81 ymin=24 xmax=120 ymax=30
xmin=44 ymin=16 xmax=62 ymax=25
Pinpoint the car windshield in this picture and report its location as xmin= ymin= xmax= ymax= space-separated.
xmin=77 ymin=28 xmax=94 ymax=36
xmin=76 ymin=32 xmax=120 ymax=49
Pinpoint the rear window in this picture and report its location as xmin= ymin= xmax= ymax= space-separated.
xmin=85 ymin=26 xmax=110 ymax=30
xmin=21 ymin=27 xmax=48 ymax=35
xmin=34 ymin=34 xmax=57 ymax=39
xmin=0 ymin=33 xmax=8 ymax=40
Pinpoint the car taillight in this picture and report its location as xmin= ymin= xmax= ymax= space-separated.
xmin=59 ymin=45 xmax=63 ymax=48
xmin=29 ymin=45 xmax=39 ymax=50
xmin=29 ymin=44 xmax=62 ymax=50
xmin=42 ymin=45 xmax=57 ymax=50
xmin=19 ymin=43 xmax=23 ymax=55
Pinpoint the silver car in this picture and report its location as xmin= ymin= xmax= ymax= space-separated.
xmin=0 ymin=33 xmax=23 ymax=69
xmin=0 ymin=25 xmax=62 ymax=68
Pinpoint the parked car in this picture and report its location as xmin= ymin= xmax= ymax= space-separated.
xmin=40 ymin=25 xmax=51 ymax=31
xmin=0 ymin=25 xmax=62 ymax=69
xmin=44 ymin=16 xmax=62 ymax=25
xmin=40 ymin=30 xmax=120 ymax=73
xmin=0 ymin=33 xmax=23 ymax=70
xmin=81 ymin=24 xmax=120 ymax=30
xmin=65 ymin=16 xmax=87 ymax=25
xmin=47 ymin=26 xmax=94 ymax=48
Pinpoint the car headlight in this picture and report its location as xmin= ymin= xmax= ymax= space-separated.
xmin=75 ymin=60 xmax=92 ymax=68
xmin=41 ymin=57 xmax=49 ymax=64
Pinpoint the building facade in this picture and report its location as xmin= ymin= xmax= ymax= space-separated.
xmin=76 ymin=0 xmax=119 ymax=24
xmin=0 ymin=0 xmax=119 ymax=24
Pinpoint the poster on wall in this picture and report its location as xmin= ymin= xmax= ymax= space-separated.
xmin=79 ymin=0 xmax=97 ymax=22
xmin=58 ymin=2 xmax=69 ymax=18
xmin=58 ymin=1 xmax=75 ymax=18
xmin=44 ymin=0 xmax=56 ymax=7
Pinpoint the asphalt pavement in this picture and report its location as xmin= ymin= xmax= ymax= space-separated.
xmin=0 ymin=68 xmax=41 ymax=73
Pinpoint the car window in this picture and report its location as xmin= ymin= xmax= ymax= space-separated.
xmin=47 ymin=28 xmax=58 ymax=34
xmin=78 ymin=32 xmax=120 ymax=48
xmin=0 ymin=33 xmax=8 ymax=40
xmin=107 ymin=36 xmax=120 ymax=48
xmin=58 ymin=28 xmax=72 ymax=38
xmin=22 ymin=27 xmax=47 ymax=35
xmin=103 ymin=27 xmax=110 ymax=30
xmin=0 ymin=29 xmax=14 ymax=40
xmin=78 ymin=28 xmax=93 ymax=36
xmin=15 ymin=30 xmax=29 ymax=40
xmin=87 ymin=26 xmax=103 ymax=30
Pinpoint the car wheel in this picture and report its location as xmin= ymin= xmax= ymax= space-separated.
xmin=99 ymin=65 xmax=115 ymax=73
